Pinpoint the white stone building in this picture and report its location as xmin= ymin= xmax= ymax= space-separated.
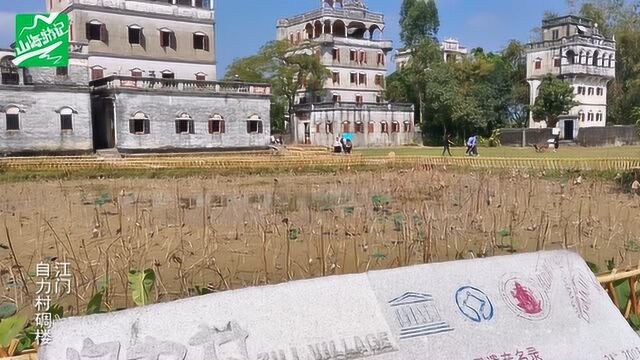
xmin=276 ymin=0 xmax=415 ymax=147
xmin=1 ymin=0 xmax=272 ymax=155
xmin=527 ymin=15 xmax=616 ymax=140
xmin=49 ymin=0 xmax=216 ymax=81
xmin=394 ymin=38 xmax=468 ymax=70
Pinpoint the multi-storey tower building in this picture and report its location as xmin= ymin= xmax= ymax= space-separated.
xmin=527 ymin=15 xmax=616 ymax=140
xmin=276 ymin=0 xmax=414 ymax=147
xmin=48 ymin=0 xmax=216 ymax=81
xmin=395 ymin=38 xmax=468 ymax=70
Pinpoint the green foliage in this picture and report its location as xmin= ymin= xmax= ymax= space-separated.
xmin=400 ymin=0 xmax=440 ymax=47
xmin=586 ymin=261 xmax=600 ymax=273
xmin=86 ymin=291 xmax=104 ymax=315
xmin=531 ymin=74 xmax=577 ymax=128
xmin=0 ymin=304 xmax=17 ymax=320
xmin=288 ymin=227 xmax=299 ymax=241
xmin=224 ymin=40 xmax=329 ymax=132
xmin=393 ymin=214 xmax=404 ymax=232
xmin=488 ymin=129 xmax=502 ymax=147
xmin=128 ymin=269 xmax=156 ymax=307
xmin=95 ymin=193 xmax=112 ymax=206
xmin=0 ymin=315 xmax=26 ymax=348
xmin=371 ymin=195 xmax=391 ymax=211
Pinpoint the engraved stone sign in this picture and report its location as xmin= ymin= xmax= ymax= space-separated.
xmin=40 ymin=251 xmax=640 ymax=360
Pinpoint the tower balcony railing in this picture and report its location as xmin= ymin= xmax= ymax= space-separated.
xmin=316 ymin=34 xmax=393 ymax=50
xmin=294 ymin=101 xmax=414 ymax=113
xmin=90 ymin=75 xmax=271 ymax=96
xmin=69 ymin=0 xmax=213 ymax=20
xmin=278 ymin=7 xmax=384 ymax=26
xmin=560 ymin=64 xmax=616 ymax=78
xmin=529 ymin=34 xmax=615 ymax=50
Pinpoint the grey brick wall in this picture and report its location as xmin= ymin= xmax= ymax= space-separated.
xmin=500 ymin=128 xmax=554 ymax=147
xmin=112 ymin=91 xmax=271 ymax=151
xmin=0 ymin=87 xmax=93 ymax=154
xmin=576 ymin=126 xmax=640 ymax=146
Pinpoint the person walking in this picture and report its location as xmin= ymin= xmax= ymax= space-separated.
xmin=333 ymin=136 xmax=342 ymax=154
xmin=442 ymin=133 xmax=454 ymax=156
xmin=553 ymin=135 xmax=560 ymax=152
xmin=466 ymin=134 xmax=478 ymax=156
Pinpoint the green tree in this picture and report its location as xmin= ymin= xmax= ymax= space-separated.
xmin=225 ymin=40 xmax=329 ymax=134
xmin=400 ymin=0 xmax=440 ymax=47
xmin=531 ymin=74 xmax=577 ymax=128
xmin=502 ymin=40 xmax=530 ymax=127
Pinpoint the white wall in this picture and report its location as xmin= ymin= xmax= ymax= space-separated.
xmin=89 ymin=56 xmax=215 ymax=80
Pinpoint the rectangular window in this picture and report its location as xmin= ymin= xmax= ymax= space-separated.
xmin=86 ymin=23 xmax=102 ymax=41
xmin=403 ymin=122 xmax=411 ymax=132
xmin=381 ymin=122 xmax=388 ymax=134
xmin=129 ymin=119 xmax=150 ymax=134
xmin=128 ymin=27 xmax=142 ymax=45
xmin=91 ymin=68 xmax=104 ymax=80
xmin=552 ymin=29 xmax=560 ymax=40
xmin=6 ymin=114 xmax=19 ymax=131
xmin=391 ymin=122 xmax=400 ymax=133
xmin=376 ymin=95 xmax=383 ymax=103
xmin=1 ymin=72 xmax=19 ymax=85
xmin=247 ymin=120 xmax=263 ymax=134
xmin=196 ymin=74 xmax=206 ymax=81
xmin=342 ymin=122 xmax=349 ymax=133
xmin=160 ymin=31 xmax=176 ymax=49
xmin=332 ymin=48 xmax=340 ymax=62
xmin=588 ymin=87 xmax=594 ymax=96
xmin=131 ymin=70 xmax=143 ymax=77
xmin=175 ymin=119 xmax=194 ymax=134
xmin=208 ymin=120 xmax=225 ymax=134
xmin=374 ymin=75 xmax=384 ymax=86
xmin=377 ymin=53 xmax=385 ymax=66
xmin=332 ymin=72 xmax=340 ymax=85
xmin=535 ymin=60 xmax=541 ymax=70
xmin=350 ymin=73 xmax=357 ymax=84
xmin=355 ymin=122 xmax=364 ymax=133
xmin=194 ymin=33 xmax=209 ymax=51
xmin=355 ymin=95 xmax=363 ymax=104
xmin=326 ymin=122 xmax=333 ymax=134
xmin=554 ymin=58 xmax=561 ymax=67
xmin=359 ymin=51 xmax=367 ymax=64
xmin=316 ymin=123 xmax=321 ymax=134
xmin=60 ymin=114 xmax=73 ymax=130
xmin=332 ymin=95 xmax=341 ymax=103
xmin=367 ymin=122 xmax=374 ymax=133
xmin=56 ymin=66 xmax=68 ymax=76
xmin=350 ymin=50 xmax=357 ymax=62
xmin=358 ymin=73 xmax=367 ymax=86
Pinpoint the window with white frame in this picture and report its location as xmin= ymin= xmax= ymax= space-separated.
xmin=5 ymin=106 xmax=20 ymax=131
xmin=60 ymin=107 xmax=73 ymax=131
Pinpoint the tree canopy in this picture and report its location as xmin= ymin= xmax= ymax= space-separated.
xmin=400 ymin=0 xmax=440 ymax=47
xmin=225 ymin=40 xmax=329 ymax=133
xmin=531 ymin=74 xmax=577 ymax=128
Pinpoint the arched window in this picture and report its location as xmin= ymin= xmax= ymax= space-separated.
xmin=380 ymin=121 xmax=389 ymax=134
xmin=314 ymin=21 xmax=323 ymax=38
xmin=175 ymin=112 xmax=194 ymax=134
xmin=305 ymin=23 xmax=314 ymax=40
xmin=354 ymin=120 xmax=364 ymax=134
xmin=579 ymin=50 xmax=585 ymax=64
xmin=129 ymin=111 xmax=150 ymax=134
xmin=1 ymin=56 xmax=19 ymax=85
xmin=208 ymin=114 xmax=225 ymax=134
xmin=4 ymin=106 xmax=20 ymax=131
xmin=367 ymin=121 xmax=375 ymax=133
xmin=586 ymin=51 xmax=592 ymax=65
xmin=247 ymin=114 xmax=263 ymax=134
xmin=593 ymin=50 xmax=600 ymax=66
xmin=333 ymin=20 xmax=346 ymax=38
xmin=342 ymin=120 xmax=350 ymax=133
xmin=566 ymin=50 xmax=576 ymax=65
xmin=391 ymin=121 xmax=400 ymax=133
xmin=579 ymin=111 xmax=585 ymax=122
xmin=59 ymin=107 xmax=75 ymax=131
xmin=534 ymin=58 xmax=542 ymax=70
xmin=324 ymin=20 xmax=332 ymax=35
xmin=403 ymin=120 xmax=412 ymax=133
xmin=609 ymin=54 xmax=615 ymax=68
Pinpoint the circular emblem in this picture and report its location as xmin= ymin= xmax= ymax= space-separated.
xmin=501 ymin=276 xmax=550 ymax=321
xmin=455 ymin=286 xmax=494 ymax=323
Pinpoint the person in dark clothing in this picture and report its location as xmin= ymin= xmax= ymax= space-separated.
xmin=345 ymin=139 xmax=353 ymax=154
xmin=442 ymin=133 xmax=454 ymax=156
xmin=553 ymin=135 xmax=560 ymax=152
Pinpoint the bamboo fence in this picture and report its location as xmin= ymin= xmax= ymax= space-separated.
xmin=598 ymin=267 xmax=640 ymax=321
xmin=0 ymin=155 xmax=639 ymax=172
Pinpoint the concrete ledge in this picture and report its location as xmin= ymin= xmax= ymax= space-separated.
xmin=116 ymin=146 xmax=271 ymax=154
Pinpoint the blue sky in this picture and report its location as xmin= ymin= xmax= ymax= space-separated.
xmin=0 ymin=0 xmax=570 ymax=78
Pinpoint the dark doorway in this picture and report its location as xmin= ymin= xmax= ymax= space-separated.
xmin=564 ymin=120 xmax=574 ymax=140
xmin=91 ymin=96 xmax=116 ymax=149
